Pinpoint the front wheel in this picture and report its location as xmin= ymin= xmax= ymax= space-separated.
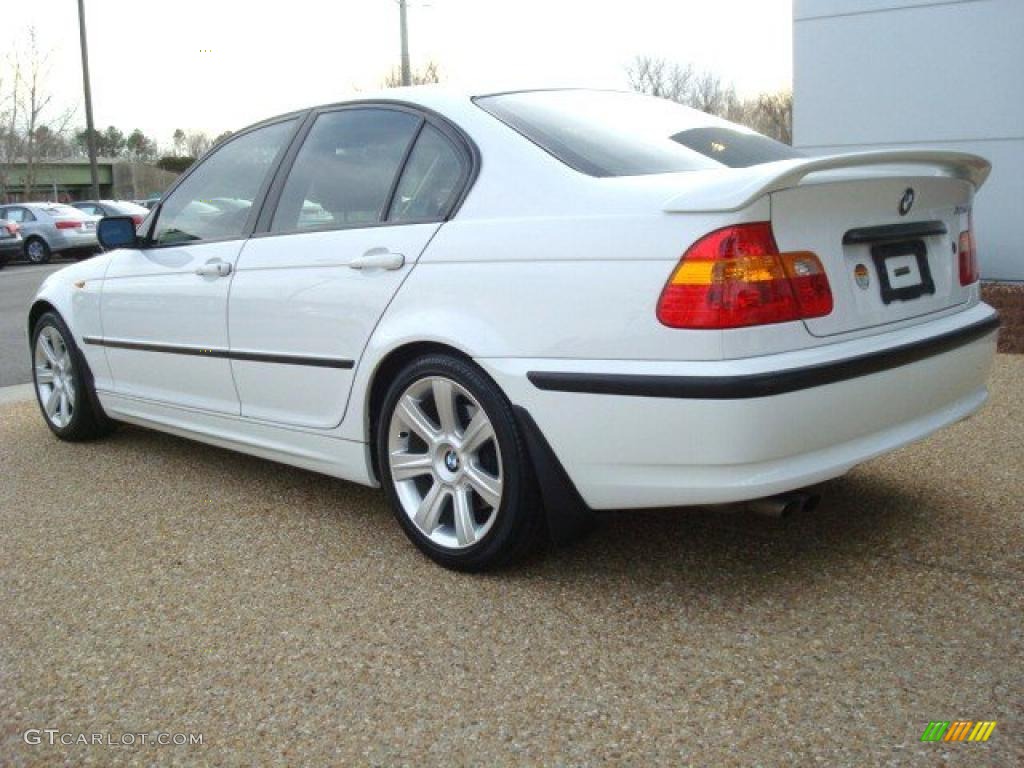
xmin=32 ymin=312 xmax=114 ymax=441
xmin=377 ymin=354 xmax=541 ymax=571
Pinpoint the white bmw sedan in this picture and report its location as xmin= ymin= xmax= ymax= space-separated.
xmin=28 ymin=88 xmax=999 ymax=570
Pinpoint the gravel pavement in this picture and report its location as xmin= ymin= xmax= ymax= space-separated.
xmin=0 ymin=263 xmax=66 ymax=387
xmin=1 ymin=356 xmax=1021 ymax=767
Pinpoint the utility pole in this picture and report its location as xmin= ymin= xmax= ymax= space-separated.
xmin=399 ymin=0 xmax=411 ymax=86
xmin=77 ymin=0 xmax=100 ymax=200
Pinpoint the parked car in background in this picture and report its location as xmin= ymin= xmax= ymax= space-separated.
xmin=73 ymin=200 xmax=150 ymax=226
xmin=0 ymin=203 xmax=100 ymax=264
xmin=0 ymin=219 xmax=22 ymax=268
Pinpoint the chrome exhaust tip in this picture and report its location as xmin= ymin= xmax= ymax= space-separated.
xmin=746 ymin=491 xmax=821 ymax=519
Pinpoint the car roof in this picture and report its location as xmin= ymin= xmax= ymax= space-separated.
xmin=244 ymin=86 xmax=624 ymax=130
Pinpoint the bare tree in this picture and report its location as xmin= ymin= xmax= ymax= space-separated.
xmin=185 ymin=130 xmax=211 ymax=159
xmin=751 ymin=91 xmax=793 ymax=144
xmin=625 ymin=55 xmax=794 ymax=145
xmin=0 ymin=61 xmax=21 ymax=199
xmin=689 ymin=70 xmax=738 ymax=117
xmin=382 ymin=60 xmax=441 ymax=88
xmin=172 ymin=128 xmax=186 ymax=156
xmin=0 ymin=28 xmax=76 ymax=199
xmin=19 ymin=29 xmax=75 ymax=196
xmin=626 ymin=56 xmax=695 ymax=103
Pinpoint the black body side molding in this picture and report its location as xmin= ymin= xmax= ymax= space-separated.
xmin=512 ymin=405 xmax=595 ymax=546
xmin=82 ymin=336 xmax=353 ymax=369
xmin=527 ymin=314 xmax=1000 ymax=400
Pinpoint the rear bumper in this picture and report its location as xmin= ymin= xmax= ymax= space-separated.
xmin=51 ymin=231 xmax=98 ymax=252
xmin=479 ymin=305 xmax=999 ymax=510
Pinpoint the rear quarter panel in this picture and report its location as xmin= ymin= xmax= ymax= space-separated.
xmin=339 ymin=198 xmax=771 ymax=443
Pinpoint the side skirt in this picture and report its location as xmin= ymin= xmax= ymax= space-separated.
xmin=97 ymin=391 xmax=378 ymax=487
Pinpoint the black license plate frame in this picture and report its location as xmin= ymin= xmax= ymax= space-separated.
xmin=870 ymin=239 xmax=935 ymax=305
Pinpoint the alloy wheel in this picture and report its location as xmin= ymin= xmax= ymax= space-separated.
xmin=34 ymin=326 xmax=76 ymax=429
xmin=27 ymin=240 xmax=47 ymax=263
xmin=387 ymin=376 xmax=504 ymax=550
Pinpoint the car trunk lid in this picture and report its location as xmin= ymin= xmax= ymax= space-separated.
xmin=661 ymin=149 xmax=989 ymax=338
xmin=771 ymin=175 xmax=975 ymax=337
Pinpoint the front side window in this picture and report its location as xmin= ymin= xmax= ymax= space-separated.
xmin=270 ymin=108 xmax=421 ymax=233
xmin=475 ymin=89 xmax=801 ymax=177
xmin=388 ymin=124 xmax=467 ymax=223
xmin=153 ymin=119 xmax=296 ymax=245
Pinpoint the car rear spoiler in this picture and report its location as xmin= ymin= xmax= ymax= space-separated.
xmin=663 ymin=149 xmax=992 ymax=213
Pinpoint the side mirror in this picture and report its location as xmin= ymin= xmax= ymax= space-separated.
xmin=97 ymin=216 xmax=139 ymax=250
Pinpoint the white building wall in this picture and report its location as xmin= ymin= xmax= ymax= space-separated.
xmin=793 ymin=0 xmax=1024 ymax=280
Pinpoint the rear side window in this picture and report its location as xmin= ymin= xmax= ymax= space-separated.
xmin=270 ymin=108 xmax=421 ymax=233
xmin=388 ymin=124 xmax=467 ymax=223
xmin=3 ymin=207 xmax=33 ymax=223
xmin=671 ymin=127 xmax=802 ymax=168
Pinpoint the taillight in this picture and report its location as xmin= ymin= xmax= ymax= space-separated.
xmin=958 ymin=214 xmax=979 ymax=285
xmin=55 ymin=220 xmax=83 ymax=230
xmin=131 ymin=214 xmax=144 ymax=226
xmin=657 ymin=222 xmax=833 ymax=329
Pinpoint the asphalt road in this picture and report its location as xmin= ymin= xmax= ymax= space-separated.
xmin=0 ymin=262 xmax=66 ymax=387
xmin=1 ymin=356 xmax=1021 ymax=766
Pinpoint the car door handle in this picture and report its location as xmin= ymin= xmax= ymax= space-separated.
xmin=348 ymin=251 xmax=405 ymax=270
xmin=195 ymin=259 xmax=233 ymax=277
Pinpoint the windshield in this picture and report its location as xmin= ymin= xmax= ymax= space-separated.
xmin=475 ymin=89 xmax=802 ymax=177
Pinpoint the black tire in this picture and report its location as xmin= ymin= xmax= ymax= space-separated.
xmin=376 ymin=354 xmax=542 ymax=571
xmin=31 ymin=311 xmax=115 ymax=441
xmin=25 ymin=237 xmax=51 ymax=264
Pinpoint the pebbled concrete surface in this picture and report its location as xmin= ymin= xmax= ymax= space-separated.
xmin=1 ymin=356 xmax=1021 ymax=767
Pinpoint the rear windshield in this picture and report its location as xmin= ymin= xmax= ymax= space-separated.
xmin=475 ymin=90 xmax=802 ymax=177
xmin=671 ymin=126 xmax=802 ymax=168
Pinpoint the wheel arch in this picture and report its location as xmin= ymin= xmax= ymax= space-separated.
xmin=364 ymin=340 xmax=476 ymax=480
xmin=361 ymin=338 xmax=595 ymax=547
xmin=28 ymin=299 xmax=60 ymax=338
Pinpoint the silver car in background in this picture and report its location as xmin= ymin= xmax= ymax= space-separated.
xmin=0 ymin=203 xmax=100 ymax=264
xmin=72 ymin=199 xmax=151 ymax=227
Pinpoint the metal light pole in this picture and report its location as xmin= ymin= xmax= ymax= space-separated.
xmin=399 ymin=0 xmax=411 ymax=86
xmin=77 ymin=0 xmax=100 ymax=200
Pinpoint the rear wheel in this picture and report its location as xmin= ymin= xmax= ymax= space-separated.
xmin=377 ymin=354 xmax=541 ymax=571
xmin=32 ymin=311 xmax=113 ymax=441
xmin=25 ymin=237 xmax=51 ymax=264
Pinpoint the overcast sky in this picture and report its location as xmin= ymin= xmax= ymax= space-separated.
xmin=17 ymin=0 xmax=792 ymax=150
